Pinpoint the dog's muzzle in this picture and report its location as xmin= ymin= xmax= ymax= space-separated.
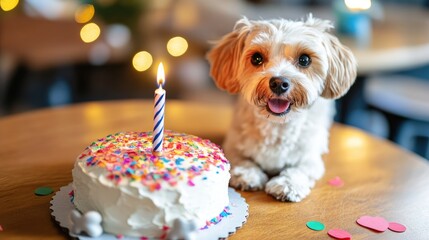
xmin=267 ymin=77 xmax=291 ymax=115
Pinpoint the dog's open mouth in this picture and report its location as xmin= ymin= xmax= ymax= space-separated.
xmin=267 ymin=98 xmax=291 ymax=116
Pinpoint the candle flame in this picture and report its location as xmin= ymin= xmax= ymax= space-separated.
xmin=157 ymin=62 xmax=165 ymax=86
xmin=345 ymin=0 xmax=371 ymax=11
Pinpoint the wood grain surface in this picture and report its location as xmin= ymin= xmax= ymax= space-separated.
xmin=0 ymin=100 xmax=428 ymax=240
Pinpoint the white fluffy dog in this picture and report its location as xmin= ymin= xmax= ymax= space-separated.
xmin=207 ymin=15 xmax=357 ymax=202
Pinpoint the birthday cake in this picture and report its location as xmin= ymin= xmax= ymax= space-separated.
xmin=72 ymin=130 xmax=230 ymax=238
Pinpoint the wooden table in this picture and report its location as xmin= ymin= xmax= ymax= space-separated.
xmin=1 ymin=100 xmax=429 ymax=239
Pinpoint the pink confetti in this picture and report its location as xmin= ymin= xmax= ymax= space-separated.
xmin=187 ymin=180 xmax=195 ymax=186
xmin=356 ymin=216 xmax=389 ymax=232
xmin=328 ymin=176 xmax=344 ymax=187
xmin=327 ymin=229 xmax=351 ymax=239
xmin=388 ymin=222 xmax=406 ymax=233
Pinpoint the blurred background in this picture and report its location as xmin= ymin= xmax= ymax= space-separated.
xmin=1 ymin=0 xmax=429 ymax=159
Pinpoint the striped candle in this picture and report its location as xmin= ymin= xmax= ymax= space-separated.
xmin=152 ymin=63 xmax=166 ymax=152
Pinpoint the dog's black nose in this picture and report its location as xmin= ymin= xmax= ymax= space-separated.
xmin=269 ymin=77 xmax=290 ymax=95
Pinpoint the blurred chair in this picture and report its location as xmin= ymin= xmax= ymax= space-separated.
xmin=365 ymin=75 xmax=429 ymax=159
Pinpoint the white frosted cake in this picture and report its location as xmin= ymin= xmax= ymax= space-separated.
xmin=72 ymin=130 xmax=230 ymax=238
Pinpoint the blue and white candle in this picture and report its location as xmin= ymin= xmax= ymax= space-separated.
xmin=152 ymin=62 xmax=166 ymax=153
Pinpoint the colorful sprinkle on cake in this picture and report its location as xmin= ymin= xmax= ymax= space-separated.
xmin=78 ymin=130 xmax=229 ymax=191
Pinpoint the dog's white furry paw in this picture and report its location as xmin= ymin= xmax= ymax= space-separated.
xmin=265 ymin=169 xmax=314 ymax=202
xmin=230 ymin=165 xmax=268 ymax=191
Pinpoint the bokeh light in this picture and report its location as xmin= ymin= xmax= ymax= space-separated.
xmin=345 ymin=0 xmax=371 ymax=10
xmin=80 ymin=22 xmax=101 ymax=43
xmin=75 ymin=4 xmax=95 ymax=23
xmin=106 ymin=24 xmax=131 ymax=48
xmin=89 ymin=42 xmax=111 ymax=66
xmin=173 ymin=0 xmax=199 ymax=30
xmin=132 ymin=51 xmax=153 ymax=72
xmin=1 ymin=0 xmax=19 ymax=11
xmin=167 ymin=36 xmax=188 ymax=57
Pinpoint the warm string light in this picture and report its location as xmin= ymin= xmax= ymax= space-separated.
xmin=75 ymin=3 xmax=100 ymax=44
xmin=0 ymin=0 xmax=19 ymax=11
xmin=131 ymin=36 xmax=188 ymax=73
xmin=75 ymin=4 xmax=95 ymax=23
xmin=80 ymin=22 xmax=101 ymax=43
xmin=167 ymin=36 xmax=188 ymax=57
xmin=345 ymin=0 xmax=372 ymax=11
xmin=132 ymin=51 xmax=153 ymax=72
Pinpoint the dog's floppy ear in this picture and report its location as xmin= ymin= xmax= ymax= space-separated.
xmin=305 ymin=14 xmax=357 ymax=99
xmin=207 ymin=18 xmax=250 ymax=94
xmin=321 ymin=34 xmax=357 ymax=99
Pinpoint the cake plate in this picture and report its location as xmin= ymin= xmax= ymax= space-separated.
xmin=51 ymin=184 xmax=248 ymax=239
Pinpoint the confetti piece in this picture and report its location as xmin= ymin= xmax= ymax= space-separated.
xmin=34 ymin=187 xmax=54 ymax=196
xmin=306 ymin=221 xmax=325 ymax=231
xmin=388 ymin=222 xmax=406 ymax=233
xmin=328 ymin=176 xmax=344 ymax=187
xmin=162 ymin=225 xmax=170 ymax=231
xmin=187 ymin=180 xmax=195 ymax=187
xmin=327 ymin=229 xmax=352 ymax=239
xmin=0 ymin=224 xmax=3 ymax=231
xmin=356 ymin=216 xmax=389 ymax=232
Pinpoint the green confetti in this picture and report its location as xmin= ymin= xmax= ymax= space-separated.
xmin=306 ymin=221 xmax=325 ymax=231
xmin=34 ymin=187 xmax=54 ymax=196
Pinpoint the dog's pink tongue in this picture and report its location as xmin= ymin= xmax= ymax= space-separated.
xmin=268 ymin=99 xmax=290 ymax=114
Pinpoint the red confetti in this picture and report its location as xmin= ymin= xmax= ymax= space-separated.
xmin=328 ymin=176 xmax=344 ymax=187
xmin=356 ymin=216 xmax=389 ymax=232
xmin=327 ymin=229 xmax=351 ymax=239
xmin=160 ymin=225 xmax=169 ymax=240
xmin=388 ymin=222 xmax=406 ymax=233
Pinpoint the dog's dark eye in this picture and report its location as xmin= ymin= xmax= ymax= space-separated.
xmin=251 ymin=52 xmax=264 ymax=66
xmin=298 ymin=54 xmax=311 ymax=67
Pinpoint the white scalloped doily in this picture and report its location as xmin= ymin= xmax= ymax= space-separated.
xmin=51 ymin=184 xmax=248 ymax=239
